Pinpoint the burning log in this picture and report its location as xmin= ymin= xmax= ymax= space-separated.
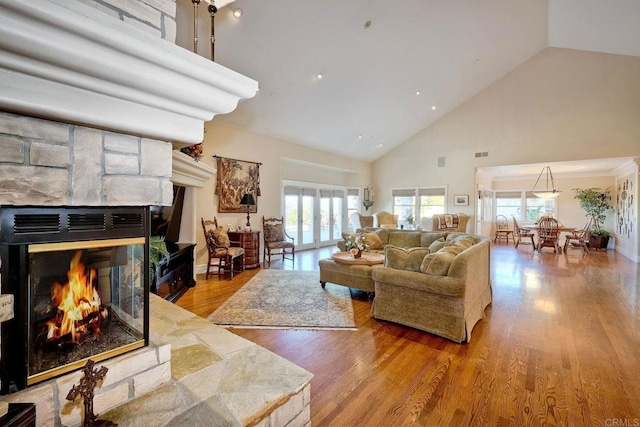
xmin=37 ymin=251 xmax=110 ymax=349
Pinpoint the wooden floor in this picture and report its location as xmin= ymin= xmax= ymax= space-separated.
xmin=177 ymin=243 xmax=640 ymax=426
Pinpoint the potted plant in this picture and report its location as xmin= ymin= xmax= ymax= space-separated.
xmin=404 ymin=212 xmax=415 ymax=229
xmin=572 ymin=187 xmax=613 ymax=249
xmin=149 ymin=235 xmax=170 ymax=283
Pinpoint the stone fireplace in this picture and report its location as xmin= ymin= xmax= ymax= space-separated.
xmin=0 ymin=206 xmax=150 ymax=392
xmin=0 ymin=1 xmax=312 ymax=426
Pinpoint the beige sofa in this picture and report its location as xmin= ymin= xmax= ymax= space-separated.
xmin=372 ymin=233 xmax=491 ymax=343
xmin=320 ymin=229 xmax=492 ymax=343
xmin=320 ymin=228 xmax=445 ymax=294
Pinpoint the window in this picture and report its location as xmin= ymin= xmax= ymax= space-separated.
xmin=392 ymin=189 xmax=416 ymax=223
xmin=525 ymin=192 xmax=556 ymax=220
xmin=392 ymin=187 xmax=446 ymax=226
xmin=494 ymin=191 xmax=556 ymax=221
xmin=495 ymin=191 xmax=522 ymax=219
xmin=346 ymin=189 xmax=359 ymax=232
xmin=418 ymin=188 xmax=446 ymax=219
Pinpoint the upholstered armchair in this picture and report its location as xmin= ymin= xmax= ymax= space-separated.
xmin=429 ymin=214 xmax=470 ymax=233
xmin=351 ymin=213 xmax=374 ymax=230
xmin=374 ymin=211 xmax=399 ymax=229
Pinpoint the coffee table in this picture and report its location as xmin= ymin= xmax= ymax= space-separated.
xmin=331 ymin=251 xmax=384 ymax=265
xmin=319 ymin=252 xmax=385 ymax=299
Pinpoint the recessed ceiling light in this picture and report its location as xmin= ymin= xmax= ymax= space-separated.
xmin=415 ymin=90 xmax=421 ymax=95
xmin=232 ymin=8 xmax=243 ymax=18
xmin=432 ymin=105 xmax=437 ymax=110
xmin=364 ymin=20 xmax=372 ymax=29
xmin=358 ymin=135 xmax=363 ymax=139
xmin=316 ymin=73 xmax=323 ymax=80
xmin=377 ymin=144 xmax=383 ymax=148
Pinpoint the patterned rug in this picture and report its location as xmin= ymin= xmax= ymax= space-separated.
xmin=207 ymin=270 xmax=356 ymax=330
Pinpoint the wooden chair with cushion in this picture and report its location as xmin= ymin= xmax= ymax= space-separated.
xmin=513 ymin=217 xmax=536 ymax=249
xmin=564 ymin=219 xmax=592 ymax=253
xmin=494 ymin=214 xmax=513 ymax=244
xmin=201 ymin=217 xmax=245 ymax=279
xmin=263 ymin=216 xmax=295 ymax=267
xmin=537 ymin=216 xmax=560 ymax=253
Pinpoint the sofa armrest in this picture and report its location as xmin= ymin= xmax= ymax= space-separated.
xmin=372 ymin=267 xmax=464 ymax=297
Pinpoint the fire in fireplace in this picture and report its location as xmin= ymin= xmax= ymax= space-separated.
xmin=0 ymin=206 xmax=150 ymax=392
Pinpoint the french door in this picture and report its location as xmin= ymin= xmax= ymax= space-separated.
xmin=283 ymin=184 xmax=344 ymax=250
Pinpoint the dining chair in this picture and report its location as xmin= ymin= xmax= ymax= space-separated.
xmin=494 ymin=214 xmax=513 ymax=244
xmin=564 ymin=218 xmax=592 ymax=253
xmin=512 ymin=217 xmax=536 ymax=249
xmin=201 ymin=217 xmax=245 ymax=279
xmin=263 ymin=216 xmax=295 ymax=267
xmin=537 ymin=216 xmax=560 ymax=253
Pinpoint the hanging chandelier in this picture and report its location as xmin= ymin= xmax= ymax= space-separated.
xmin=532 ymin=166 xmax=562 ymax=199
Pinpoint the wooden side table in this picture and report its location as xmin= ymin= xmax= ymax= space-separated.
xmin=228 ymin=231 xmax=261 ymax=269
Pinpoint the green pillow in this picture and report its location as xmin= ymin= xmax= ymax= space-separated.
xmin=361 ymin=232 xmax=384 ymax=250
xmin=428 ymin=237 xmax=447 ymax=253
xmin=384 ymin=246 xmax=429 ymax=272
xmin=452 ymin=236 xmax=475 ymax=250
xmin=420 ymin=245 xmax=463 ymax=275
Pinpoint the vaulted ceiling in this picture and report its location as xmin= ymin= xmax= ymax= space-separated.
xmin=179 ymin=0 xmax=640 ymax=163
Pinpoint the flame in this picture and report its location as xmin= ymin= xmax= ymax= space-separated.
xmin=45 ymin=251 xmax=105 ymax=344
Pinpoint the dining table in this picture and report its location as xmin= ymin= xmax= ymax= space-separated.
xmin=522 ymin=223 xmax=576 ymax=252
xmin=522 ymin=224 xmax=576 ymax=233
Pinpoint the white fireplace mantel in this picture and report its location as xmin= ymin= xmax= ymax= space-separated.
xmin=0 ymin=0 xmax=258 ymax=146
xmin=172 ymin=150 xmax=216 ymax=188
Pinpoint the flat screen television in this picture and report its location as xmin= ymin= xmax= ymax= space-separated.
xmin=150 ymin=185 xmax=185 ymax=243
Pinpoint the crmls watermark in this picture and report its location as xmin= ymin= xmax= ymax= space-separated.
xmin=605 ymin=419 xmax=640 ymax=427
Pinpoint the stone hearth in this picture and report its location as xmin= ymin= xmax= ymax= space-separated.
xmin=1 ymin=295 xmax=312 ymax=426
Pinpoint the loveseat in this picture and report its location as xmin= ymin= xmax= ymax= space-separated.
xmin=321 ymin=228 xmax=491 ymax=342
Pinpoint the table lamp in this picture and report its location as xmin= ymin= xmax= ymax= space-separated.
xmin=240 ymin=193 xmax=256 ymax=231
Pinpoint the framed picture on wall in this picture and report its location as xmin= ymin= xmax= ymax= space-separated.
xmin=454 ymin=194 xmax=469 ymax=206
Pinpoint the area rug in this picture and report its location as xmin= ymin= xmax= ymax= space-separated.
xmin=207 ymin=270 xmax=356 ymax=330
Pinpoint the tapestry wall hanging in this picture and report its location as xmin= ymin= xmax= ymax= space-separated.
xmin=215 ymin=156 xmax=261 ymax=213
xmin=616 ymin=175 xmax=635 ymax=239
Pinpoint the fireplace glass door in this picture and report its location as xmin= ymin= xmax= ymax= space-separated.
xmin=27 ymin=238 xmax=146 ymax=385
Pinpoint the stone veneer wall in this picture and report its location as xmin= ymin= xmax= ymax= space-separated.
xmin=0 ymin=112 xmax=173 ymax=207
xmin=78 ymin=0 xmax=177 ymax=42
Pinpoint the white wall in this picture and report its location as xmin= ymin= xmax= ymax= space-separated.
xmin=373 ymin=48 xmax=640 ymax=219
xmin=193 ymin=120 xmax=371 ymax=267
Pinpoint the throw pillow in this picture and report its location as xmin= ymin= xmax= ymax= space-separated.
xmin=342 ymin=231 xmax=354 ymax=240
xmin=361 ymin=232 xmax=384 ymax=250
xmin=428 ymin=237 xmax=447 ymax=253
xmin=212 ymin=226 xmax=231 ymax=248
xmin=451 ymin=236 xmax=476 ymax=250
xmin=388 ymin=231 xmax=421 ymax=248
xmin=265 ymin=223 xmax=285 ymax=242
xmin=384 ymin=246 xmax=429 ymax=272
xmin=420 ymin=245 xmax=463 ymax=276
